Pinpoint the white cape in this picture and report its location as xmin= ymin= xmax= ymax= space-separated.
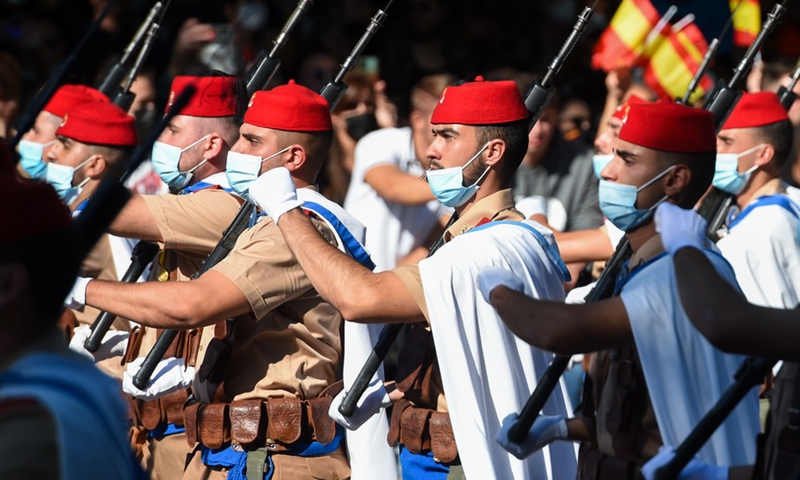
xmin=298 ymin=189 xmax=399 ymax=480
xmin=621 ymin=251 xmax=760 ymax=465
xmin=420 ymin=220 xmax=577 ymax=480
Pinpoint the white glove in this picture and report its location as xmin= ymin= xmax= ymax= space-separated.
xmin=654 ymin=203 xmax=708 ymax=256
xmin=328 ymin=378 xmax=392 ymax=431
xmin=495 ymin=413 xmax=568 ymax=459
xmin=516 ymin=195 xmax=549 ymax=219
xmin=642 ymin=446 xmax=728 ymax=480
xmin=64 ymin=276 xmax=91 ymax=310
xmin=122 ymin=357 xmax=196 ymax=401
xmin=477 ymin=267 xmax=526 ymax=304
xmin=69 ymin=325 xmax=129 ymax=362
xmin=249 ymin=166 xmax=303 ymax=224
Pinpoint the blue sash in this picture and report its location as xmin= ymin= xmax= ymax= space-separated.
xmin=182 ymin=181 xmax=234 ymax=195
xmin=398 ymin=445 xmax=450 ymax=480
xmin=72 ymin=198 xmax=89 ymax=218
xmin=147 ymin=422 xmax=185 ymax=440
xmin=200 ymin=426 xmax=345 ymax=479
xmin=468 ymin=220 xmax=571 ymax=282
xmin=303 ymin=201 xmax=375 ymax=270
xmin=728 ymin=194 xmax=800 ymax=230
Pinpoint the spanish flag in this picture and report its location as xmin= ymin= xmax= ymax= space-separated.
xmin=643 ymin=20 xmax=715 ymax=103
xmin=730 ymin=0 xmax=760 ymax=47
xmin=591 ymin=0 xmax=661 ymax=71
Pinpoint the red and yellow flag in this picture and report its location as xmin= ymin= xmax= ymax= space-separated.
xmin=591 ymin=0 xmax=661 ymax=71
xmin=643 ymin=21 xmax=715 ymax=103
xmin=730 ymin=0 xmax=760 ymax=47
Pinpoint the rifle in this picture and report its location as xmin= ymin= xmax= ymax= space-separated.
xmin=83 ymin=241 xmax=159 ymax=352
xmin=111 ymin=1 xmax=170 ymax=111
xmin=338 ymin=5 xmax=595 ymax=418
xmin=73 ymin=86 xmax=195 ymax=265
xmin=9 ymin=0 xmax=118 ymax=151
xmin=133 ymin=2 xmax=393 ymax=390
xmin=245 ymin=0 xmax=314 ymax=96
xmin=778 ymin=63 xmax=800 ymax=111
xmin=654 ymin=357 xmax=775 ymax=479
xmin=319 ymin=0 xmax=393 ymax=110
xmin=97 ymin=1 xmax=168 ymax=98
xmin=505 ymin=2 xmax=787 ymax=445
xmin=697 ymin=0 xmax=786 ymax=242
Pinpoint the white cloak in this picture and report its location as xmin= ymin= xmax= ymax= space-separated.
xmin=420 ymin=219 xmax=578 ymax=480
xmin=621 ymin=251 xmax=760 ymax=466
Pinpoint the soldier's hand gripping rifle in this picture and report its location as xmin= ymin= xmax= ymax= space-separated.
xmin=132 ymin=1 xmax=393 ymax=390
xmin=696 ymin=1 xmax=786 ymax=242
xmin=9 ymin=0 xmax=118 ymax=151
xmin=338 ymin=4 xmax=595 ymax=418
xmin=245 ymin=0 xmax=314 ymax=95
xmin=506 ymin=2 xmax=787 ymax=445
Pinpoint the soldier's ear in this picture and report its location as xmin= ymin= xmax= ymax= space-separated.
xmin=84 ymin=154 xmax=107 ymax=179
xmin=754 ymin=144 xmax=775 ymax=168
xmin=283 ymin=145 xmax=307 ymax=172
xmin=664 ymin=164 xmax=691 ymax=198
xmin=483 ymin=138 xmax=506 ymax=167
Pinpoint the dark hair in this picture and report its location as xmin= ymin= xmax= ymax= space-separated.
xmin=0 ymin=229 xmax=80 ymax=328
xmin=754 ymin=119 xmax=794 ymax=167
xmin=475 ymin=118 xmax=529 ymax=186
xmin=658 ymin=150 xmax=716 ymax=208
xmin=207 ymin=70 xmax=248 ymax=128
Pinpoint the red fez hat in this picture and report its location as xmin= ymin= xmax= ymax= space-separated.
xmin=244 ymin=80 xmax=332 ymax=132
xmin=612 ymin=94 xmax=648 ymax=121
xmin=619 ymin=102 xmax=715 ymax=153
xmin=167 ymin=76 xmax=239 ymax=117
xmin=43 ymin=84 xmax=108 ymax=118
xmin=723 ymin=92 xmax=789 ymax=129
xmin=430 ymin=76 xmax=529 ymax=125
xmin=56 ymin=101 xmax=138 ymax=147
xmin=0 ymin=157 xmax=71 ymax=246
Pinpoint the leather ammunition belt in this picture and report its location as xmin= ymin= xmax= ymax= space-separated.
xmin=388 ymin=398 xmax=458 ymax=464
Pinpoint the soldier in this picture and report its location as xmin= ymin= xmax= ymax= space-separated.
xmin=74 ymin=81 xmax=355 ymax=479
xmin=250 ymin=77 xmax=577 ymax=479
xmin=68 ymin=74 xmax=245 ymax=480
xmin=641 ymin=202 xmax=800 ymax=480
xmin=45 ymin=100 xmax=139 ymax=337
xmin=16 ymin=84 xmax=108 ymax=180
xmin=0 ymin=144 xmax=144 ymax=480
xmin=711 ymin=91 xmax=800 ymax=309
xmin=483 ymin=102 xmax=760 ymax=477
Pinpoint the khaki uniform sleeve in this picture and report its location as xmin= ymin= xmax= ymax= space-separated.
xmin=211 ymin=219 xmax=314 ymax=321
xmin=143 ymin=189 xmax=242 ymax=256
xmin=390 ymin=264 xmax=430 ymax=321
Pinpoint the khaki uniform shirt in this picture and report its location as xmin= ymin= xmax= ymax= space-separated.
xmin=391 ymin=189 xmax=525 ymax=411
xmin=210 ymin=192 xmax=342 ymax=402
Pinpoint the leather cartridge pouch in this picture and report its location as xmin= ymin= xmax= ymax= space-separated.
xmin=388 ymin=398 xmax=458 ymax=464
xmin=192 ymin=321 xmax=234 ymax=405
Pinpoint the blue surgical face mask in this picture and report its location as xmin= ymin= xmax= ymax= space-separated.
xmin=18 ymin=139 xmax=55 ymax=179
xmin=151 ymin=135 xmax=210 ymax=191
xmin=426 ymin=143 xmax=491 ymax=208
xmin=225 ymin=146 xmax=292 ymax=196
xmin=711 ymin=144 xmax=764 ymax=195
xmin=599 ymin=165 xmax=675 ymax=232
xmin=592 ymin=153 xmax=614 ymax=179
xmin=45 ymin=156 xmax=93 ymax=205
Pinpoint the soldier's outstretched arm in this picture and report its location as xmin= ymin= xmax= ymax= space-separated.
xmin=488 ymin=286 xmax=633 ymax=355
xmin=108 ymin=192 xmax=163 ymax=242
xmin=277 ymin=207 xmax=426 ymax=324
xmin=673 ymin=247 xmax=800 ymax=361
xmin=84 ymin=271 xmax=249 ymax=329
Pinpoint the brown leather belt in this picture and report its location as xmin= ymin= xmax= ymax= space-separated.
xmin=388 ymin=398 xmax=458 ymax=464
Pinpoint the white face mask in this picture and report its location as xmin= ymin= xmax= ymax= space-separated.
xmin=151 ymin=135 xmax=211 ymax=191
xmin=45 ymin=156 xmax=93 ymax=205
xmin=425 ymin=142 xmax=491 ymax=208
xmin=225 ymin=146 xmax=292 ymax=196
xmin=712 ymin=143 xmax=764 ymax=195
